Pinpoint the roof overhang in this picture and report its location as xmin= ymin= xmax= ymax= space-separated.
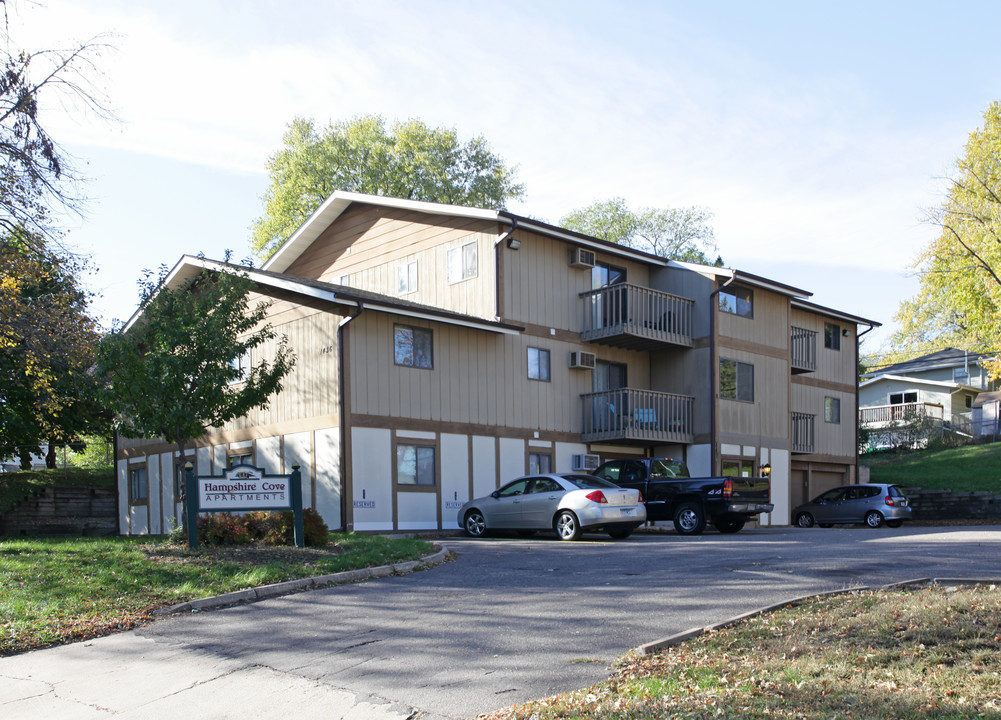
xmin=860 ymin=373 xmax=974 ymax=391
xmin=791 ymin=298 xmax=880 ymax=328
xmin=124 ymin=254 xmax=524 ymax=336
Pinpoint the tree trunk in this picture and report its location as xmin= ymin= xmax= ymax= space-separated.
xmin=45 ymin=442 xmax=57 ymax=469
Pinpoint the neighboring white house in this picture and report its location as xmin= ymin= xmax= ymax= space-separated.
xmin=859 ymin=348 xmax=997 ymax=445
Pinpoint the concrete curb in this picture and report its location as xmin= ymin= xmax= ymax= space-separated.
xmin=635 ymin=576 xmax=1001 ymax=655
xmin=154 ymin=545 xmax=451 ymax=615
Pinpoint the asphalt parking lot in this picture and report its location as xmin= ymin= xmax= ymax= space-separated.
xmin=3 ymin=525 xmax=1000 ymax=720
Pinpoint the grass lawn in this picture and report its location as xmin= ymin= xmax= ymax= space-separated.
xmin=862 ymin=443 xmax=1001 ymax=492
xmin=481 ymin=584 xmax=1001 ymax=720
xmin=0 ymin=533 xmax=434 ymax=656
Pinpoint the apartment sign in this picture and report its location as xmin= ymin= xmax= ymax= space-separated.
xmin=198 ymin=466 xmax=292 ymax=511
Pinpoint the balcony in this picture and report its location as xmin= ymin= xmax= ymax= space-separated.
xmin=581 ymin=388 xmax=694 ymax=444
xmin=580 ymin=284 xmax=694 ymax=351
xmin=859 ymin=402 xmax=944 ymax=428
xmin=791 ymin=412 xmax=815 ymax=453
xmin=791 ymin=326 xmax=817 ymax=373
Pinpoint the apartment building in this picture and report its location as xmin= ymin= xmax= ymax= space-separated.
xmin=115 ymin=191 xmax=876 ymax=535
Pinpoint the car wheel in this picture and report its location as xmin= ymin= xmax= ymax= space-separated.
xmin=713 ymin=517 xmax=746 ymax=533
xmin=463 ymin=510 xmax=487 ymax=537
xmin=555 ymin=510 xmax=582 ymax=541
xmin=673 ymin=502 xmax=705 ymax=535
xmin=795 ymin=512 xmax=815 ymax=529
xmin=607 ymin=527 xmax=633 ymax=540
xmin=885 ymin=520 xmax=903 ymax=528
xmin=864 ymin=510 xmax=885 ymax=528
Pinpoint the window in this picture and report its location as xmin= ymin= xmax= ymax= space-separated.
xmin=229 ymin=349 xmax=250 ymax=383
xmin=527 ymin=347 xmax=551 ymax=381
xmin=824 ymin=322 xmax=841 ymax=350
xmin=394 ymin=325 xmax=433 ymax=368
xmin=889 ymin=391 xmax=917 ymax=405
xmin=397 ymin=260 xmax=418 ymax=294
xmin=397 ymin=444 xmax=436 ymax=486
xmin=721 ymin=459 xmax=754 ymax=477
xmin=719 ymin=358 xmax=754 ymax=402
xmin=528 ymin=452 xmax=552 ymax=474
xmin=128 ymin=465 xmax=148 ymax=504
xmin=718 ymin=286 xmax=753 ymax=317
xmin=447 ymin=241 xmax=478 ymax=283
xmin=825 ymin=396 xmax=841 ymax=423
xmin=230 ymin=453 xmax=253 ymax=467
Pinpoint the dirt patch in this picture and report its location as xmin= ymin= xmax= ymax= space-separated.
xmin=141 ymin=542 xmax=346 ymax=566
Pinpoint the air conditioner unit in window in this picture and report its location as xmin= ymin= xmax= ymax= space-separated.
xmin=569 ymin=247 xmax=595 ymax=268
xmin=569 ymin=351 xmax=596 ymax=369
xmin=571 ymin=453 xmax=600 ymax=471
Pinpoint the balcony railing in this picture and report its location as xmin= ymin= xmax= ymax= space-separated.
xmin=791 ymin=412 xmax=815 ymax=453
xmin=859 ymin=402 xmax=944 ymax=427
xmin=582 ymin=388 xmax=694 ymax=444
xmin=580 ymin=283 xmax=694 ymax=350
xmin=790 ymin=326 xmax=817 ymax=373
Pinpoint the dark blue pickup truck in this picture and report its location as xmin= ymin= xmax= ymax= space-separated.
xmin=592 ymin=458 xmax=773 ymax=535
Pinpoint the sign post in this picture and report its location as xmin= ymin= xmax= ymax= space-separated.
xmin=184 ymin=463 xmax=304 ymax=550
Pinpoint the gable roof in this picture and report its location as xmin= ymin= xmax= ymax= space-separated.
xmin=862 ymin=347 xmax=996 ymax=379
xmin=859 ymin=373 xmax=980 ymax=393
xmin=261 ymin=191 xmax=670 ymax=274
xmin=259 ymin=191 xmax=819 ymax=295
xmin=124 ymin=255 xmax=525 ymax=336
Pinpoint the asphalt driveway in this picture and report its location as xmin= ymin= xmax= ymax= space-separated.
xmin=3 ymin=525 xmax=1001 ymax=719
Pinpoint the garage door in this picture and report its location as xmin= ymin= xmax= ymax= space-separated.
xmin=810 ymin=470 xmax=846 ymax=499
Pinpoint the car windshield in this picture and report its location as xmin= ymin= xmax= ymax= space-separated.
xmin=562 ymin=474 xmax=617 ymax=490
xmin=649 ymin=459 xmax=689 ymax=479
xmin=815 ymin=488 xmax=847 ymax=502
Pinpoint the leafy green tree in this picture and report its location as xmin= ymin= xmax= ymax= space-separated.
xmin=97 ymin=256 xmax=296 ymax=529
xmin=559 ymin=197 xmax=720 ymax=263
xmin=0 ymin=235 xmax=104 ymax=468
xmin=252 ymin=115 xmax=526 ymax=259
xmin=892 ymin=101 xmax=1001 ymax=376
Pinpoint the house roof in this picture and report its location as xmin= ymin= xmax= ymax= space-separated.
xmin=859 ymin=373 xmax=980 ymax=393
xmin=259 ymin=190 xmax=861 ymax=308
xmin=791 ymin=298 xmax=881 ymax=328
xmin=973 ymin=390 xmax=1001 ymax=409
xmin=124 ymin=255 xmax=525 ymax=336
xmin=861 ymin=347 xmax=996 ymax=379
xmin=261 ymin=190 xmax=671 ymax=275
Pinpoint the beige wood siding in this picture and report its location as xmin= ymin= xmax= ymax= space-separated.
xmin=348 ymin=311 xmax=647 ymax=432
xmin=791 ymin=382 xmax=856 ymax=456
xmin=790 ymin=308 xmax=857 ymax=385
xmin=717 ymin=351 xmax=789 ymax=443
xmin=283 ymin=205 xmax=499 ymax=320
xmin=501 ymin=230 xmax=651 ymax=331
xmin=718 ymin=287 xmax=789 ymax=349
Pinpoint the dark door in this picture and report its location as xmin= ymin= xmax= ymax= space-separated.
xmin=593 ymin=360 xmax=628 ymax=431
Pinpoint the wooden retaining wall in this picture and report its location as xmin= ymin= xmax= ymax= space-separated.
xmin=0 ymin=485 xmax=117 ymax=537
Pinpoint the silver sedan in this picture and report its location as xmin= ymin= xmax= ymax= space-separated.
xmin=458 ymin=473 xmax=646 ymax=540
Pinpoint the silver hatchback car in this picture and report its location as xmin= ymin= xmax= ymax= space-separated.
xmin=458 ymin=473 xmax=646 ymax=540
xmin=793 ymin=483 xmax=912 ymax=529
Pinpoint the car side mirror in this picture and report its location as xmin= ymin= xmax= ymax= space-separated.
xmin=491 ymin=491 xmax=500 ymax=499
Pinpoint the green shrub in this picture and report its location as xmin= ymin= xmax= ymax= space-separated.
xmin=194 ymin=508 xmax=329 ymax=546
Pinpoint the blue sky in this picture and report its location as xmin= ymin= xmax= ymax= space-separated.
xmin=19 ymin=1 xmax=1001 ymax=352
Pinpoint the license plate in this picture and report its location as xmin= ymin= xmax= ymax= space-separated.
xmin=620 ymin=508 xmax=635 ymax=517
